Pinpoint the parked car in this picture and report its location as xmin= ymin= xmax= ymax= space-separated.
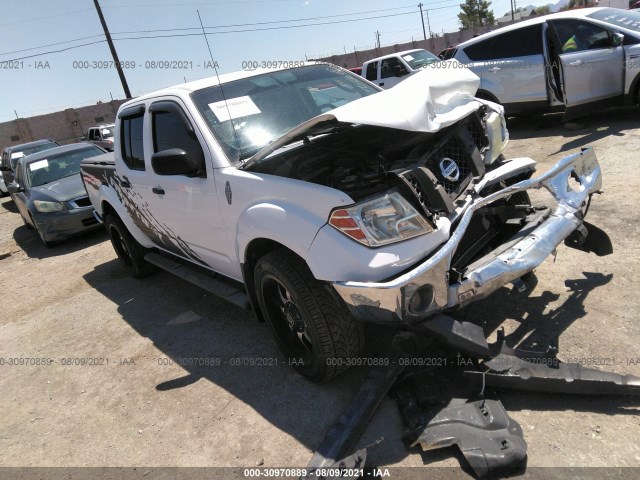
xmin=362 ymin=49 xmax=441 ymax=88
xmin=81 ymin=63 xmax=603 ymax=381
xmin=8 ymin=143 xmax=104 ymax=247
xmin=84 ymin=124 xmax=115 ymax=151
xmin=0 ymin=139 xmax=60 ymax=186
xmin=452 ymin=7 xmax=640 ymax=118
xmin=0 ymin=171 xmax=8 ymax=197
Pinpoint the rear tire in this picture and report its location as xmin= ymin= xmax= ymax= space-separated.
xmin=255 ymin=250 xmax=364 ymax=382
xmin=105 ymin=214 xmax=155 ymax=278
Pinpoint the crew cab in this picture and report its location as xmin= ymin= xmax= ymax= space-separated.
xmin=362 ymin=49 xmax=441 ymax=89
xmin=81 ymin=62 xmax=603 ymax=381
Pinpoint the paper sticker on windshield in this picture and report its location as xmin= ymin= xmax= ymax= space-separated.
xmin=209 ymin=96 xmax=261 ymax=122
xmin=10 ymin=152 xmax=24 ymax=160
xmin=30 ymin=159 xmax=49 ymax=171
xmin=402 ymin=55 xmax=414 ymax=61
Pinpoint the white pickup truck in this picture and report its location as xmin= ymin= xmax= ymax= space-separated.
xmin=362 ymin=49 xmax=441 ymax=89
xmin=81 ymin=62 xmax=603 ymax=381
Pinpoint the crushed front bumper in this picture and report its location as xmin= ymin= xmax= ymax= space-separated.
xmin=333 ymin=147 xmax=602 ymax=324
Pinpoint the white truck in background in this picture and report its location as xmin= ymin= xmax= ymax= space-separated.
xmin=361 ymin=49 xmax=441 ymax=89
xmin=80 ymin=62 xmax=603 ymax=381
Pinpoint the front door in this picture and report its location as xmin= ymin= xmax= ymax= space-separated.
xmin=548 ymin=19 xmax=625 ymax=119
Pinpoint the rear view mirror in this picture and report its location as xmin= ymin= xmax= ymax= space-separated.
xmin=152 ymin=148 xmax=201 ymax=176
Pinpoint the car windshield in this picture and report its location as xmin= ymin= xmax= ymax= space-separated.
xmin=588 ymin=8 xmax=640 ymax=33
xmin=27 ymin=146 xmax=104 ymax=187
xmin=401 ymin=50 xmax=440 ymax=70
xmin=191 ymin=64 xmax=380 ymax=163
xmin=10 ymin=142 xmax=57 ymax=170
xmin=101 ymin=126 xmax=115 ymax=138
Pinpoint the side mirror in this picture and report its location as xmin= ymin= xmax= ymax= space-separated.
xmin=152 ymin=148 xmax=201 ymax=176
xmin=611 ymin=32 xmax=624 ymax=47
xmin=7 ymin=183 xmax=22 ymax=194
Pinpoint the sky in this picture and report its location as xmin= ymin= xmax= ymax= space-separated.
xmin=0 ymin=0 xmax=555 ymax=122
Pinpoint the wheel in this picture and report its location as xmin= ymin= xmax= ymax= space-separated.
xmin=105 ymin=214 xmax=155 ymax=278
xmin=255 ymin=250 xmax=364 ymax=382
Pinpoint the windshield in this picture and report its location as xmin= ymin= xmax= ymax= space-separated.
xmin=27 ymin=146 xmax=104 ymax=187
xmin=588 ymin=8 xmax=640 ymax=33
xmin=191 ymin=64 xmax=380 ymax=163
xmin=401 ymin=50 xmax=440 ymax=70
xmin=101 ymin=126 xmax=115 ymax=138
xmin=10 ymin=142 xmax=57 ymax=170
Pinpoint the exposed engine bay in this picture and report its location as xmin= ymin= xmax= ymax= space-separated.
xmin=246 ymin=108 xmax=494 ymax=216
xmin=247 ymin=105 xmax=540 ymax=282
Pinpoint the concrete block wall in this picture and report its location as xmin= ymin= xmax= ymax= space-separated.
xmin=315 ymin=25 xmax=506 ymax=69
xmin=0 ymin=99 xmax=127 ymax=151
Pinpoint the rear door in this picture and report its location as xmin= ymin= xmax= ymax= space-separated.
xmin=548 ymin=19 xmax=624 ymax=118
xmin=461 ymin=24 xmax=547 ymax=114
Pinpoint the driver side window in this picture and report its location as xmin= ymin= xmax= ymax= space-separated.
xmin=552 ymin=20 xmax=611 ymax=53
xmin=380 ymin=57 xmax=405 ymax=79
xmin=152 ymin=109 xmax=205 ymax=171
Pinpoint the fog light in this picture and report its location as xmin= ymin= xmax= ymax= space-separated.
xmin=408 ymin=285 xmax=435 ymax=315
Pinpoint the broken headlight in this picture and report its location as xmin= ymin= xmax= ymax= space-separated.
xmin=329 ymin=191 xmax=433 ymax=247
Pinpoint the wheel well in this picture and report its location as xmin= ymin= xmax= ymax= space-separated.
xmin=476 ymin=89 xmax=500 ymax=104
xmin=633 ymin=74 xmax=640 ymax=104
xmin=242 ymin=239 xmax=304 ymax=322
xmin=101 ymin=201 xmax=116 ymax=220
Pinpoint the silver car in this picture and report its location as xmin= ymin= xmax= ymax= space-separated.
xmin=453 ymin=7 xmax=640 ymax=118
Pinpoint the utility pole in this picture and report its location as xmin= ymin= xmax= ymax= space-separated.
xmin=426 ymin=9 xmax=432 ymax=37
xmin=93 ymin=0 xmax=132 ymax=99
xmin=418 ymin=3 xmax=427 ymax=40
xmin=511 ymin=0 xmax=515 ymax=21
xmin=375 ymin=30 xmax=381 ymax=49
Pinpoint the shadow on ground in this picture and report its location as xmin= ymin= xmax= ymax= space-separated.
xmin=506 ymin=106 xmax=638 ymax=155
xmin=82 ymin=254 xmax=637 ymax=472
xmin=12 ymin=224 xmax=107 ymax=259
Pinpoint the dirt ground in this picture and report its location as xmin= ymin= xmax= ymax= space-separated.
xmin=1 ymin=108 xmax=639 ymax=478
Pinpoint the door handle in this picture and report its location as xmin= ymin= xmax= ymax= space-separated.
xmin=152 ymin=187 xmax=165 ymax=195
xmin=379 ymin=82 xmax=384 ymax=86
xmin=487 ymin=67 xmax=501 ymax=73
xmin=569 ymin=60 xmax=583 ymax=66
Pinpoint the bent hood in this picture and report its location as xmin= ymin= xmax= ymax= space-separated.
xmin=244 ymin=59 xmax=481 ymax=167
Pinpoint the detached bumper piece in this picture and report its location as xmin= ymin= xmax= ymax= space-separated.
xmin=464 ymin=331 xmax=640 ymax=397
xmin=410 ymin=399 xmax=527 ymax=478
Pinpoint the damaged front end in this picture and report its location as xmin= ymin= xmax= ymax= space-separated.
xmin=333 ymin=146 xmax=602 ymax=323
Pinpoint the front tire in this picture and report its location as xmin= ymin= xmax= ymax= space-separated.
xmin=255 ymin=250 xmax=364 ymax=382
xmin=105 ymin=214 xmax=155 ymax=278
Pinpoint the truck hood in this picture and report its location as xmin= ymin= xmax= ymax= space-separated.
xmin=243 ymin=59 xmax=481 ymax=168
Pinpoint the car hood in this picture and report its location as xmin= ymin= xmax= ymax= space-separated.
xmin=243 ymin=59 xmax=481 ymax=168
xmin=31 ymin=173 xmax=85 ymax=202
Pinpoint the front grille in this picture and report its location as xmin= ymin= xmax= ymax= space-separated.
xmin=82 ymin=216 xmax=99 ymax=227
xmin=467 ymin=115 xmax=489 ymax=153
xmin=73 ymin=196 xmax=92 ymax=207
xmin=423 ymin=136 xmax=473 ymax=197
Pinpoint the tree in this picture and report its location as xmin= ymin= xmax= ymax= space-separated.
xmin=535 ymin=5 xmax=551 ymax=14
xmin=458 ymin=0 xmax=496 ymax=29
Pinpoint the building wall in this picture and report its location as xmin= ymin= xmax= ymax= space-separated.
xmin=0 ymin=100 xmax=127 ymax=151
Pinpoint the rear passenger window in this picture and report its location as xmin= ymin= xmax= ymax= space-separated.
xmin=464 ymin=25 xmax=543 ymax=61
xmin=365 ymin=61 xmax=378 ymax=81
xmin=120 ymin=114 xmax=145 ymax=171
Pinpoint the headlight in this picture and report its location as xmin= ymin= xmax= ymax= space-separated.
xmin=483 ymin=110 xmax=509 ymax=164
xmin=329 ymin=191 xmax=433 ymax=247
xmin=34 ymin=200 xmax=64 ymax=213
